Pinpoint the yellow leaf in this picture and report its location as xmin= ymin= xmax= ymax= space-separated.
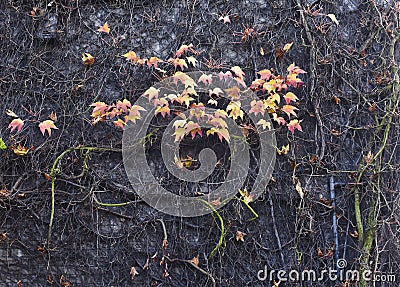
xmin=97 ymin=22 xmax=110 ymax=34
xmin=39 ymin=120 xmax=58 ymax=136
xmin=277 ymin=144 xmax=289 ymax=155
xmin=283 ymin=42 xmax=293 ymax=52
xmin=327 ymin=14 xmax=339 ymax=26
xmin=82 ymin=53 xmax=95 ymax=66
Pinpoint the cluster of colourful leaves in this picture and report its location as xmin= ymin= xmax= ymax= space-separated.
xmin=91 ymin=99 xmax=146 ymax=129
xmin=4 ymin=109 xmax=58 ymax=156
xmin=91 ymin=44 xmax=306 ymax=150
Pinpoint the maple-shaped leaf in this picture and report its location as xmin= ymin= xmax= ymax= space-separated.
xmin=283 ymin=42 xmax=293 ymax=52
xmin=257 ymin=119 xmax=271 ymax=130
xmin=147 ymin=56 xmax=163 ymax=68
xmin=218 ymin=71 xmax=233 ymax=81
xmin=226 ymin=101 xmax=243 ymax=120
xmin=234 ymin=77 xmax=247 ymax=88
xmin=8 ymin=118 xmax=24 ymax=133
xmin=236 ymin=230 xmax=247 ymax=242
xmin=97 ymin=22 xmax=110 ymax=34
xmin=284 ymin=92 xmax=299 ymax=104
xmin=207 ymin=117 xmax=227 ymax=128
xmin=189 ymin=103 xmax=205 ymax=120
xmin=272 ymin=113 xmax=286 ymax=125
xmin=225 ymin=86 xmax=241 ymax=100
xmin=91 ymin=101 xmax=109 ymax=117
xmin=174 ymin=127 xmax=186 ymax=142
xmin=208 ymin=99 xmax=218 ymax=106
xmin=82 ymin=53 xmax=95 ymax=66
xmin=206 ymin=127 xmax=230 ymax=142
xmin=143 ymin=87 xmax=159 ymax=101
xmin=173 ymin=119 xmax=187 ymax=129
xmin=155 ymin=106 xmax=170 ymax=118
xmin=6 ymin=109 xmax=18 ymax=118
xmin=39 ymin=120 xmax=58 ymax=136
xmin=277 ymin=144 xmax=289 ymax=155
xmin=209 ymin=87 xmax=224 ymax=97
xmin=125 ymin=105 xmax=146 ymax=123
xmin=172 ymin=71 xmax=197 ymax=88
xmin=287 ymin=63 xmax=306 ymax=74
xmin=249 ymin=100 xmax=266 ymax=116
xmin=268 ymin=93 xmax=281 ymax=104
xmin=249 ymin=78 xmax=265 ymax=90
xmin=286 ymin=73 xmax=304 ymax=88
xmin=214 ymin=109 xmax=228 ymax=118
xmin=186 ymin=56 xmax=198 ymax=67
xmin=257 ymin=69 xmax=273 ymax=80
xmin=263 ymin=98 xmax=278 ymax=113
xmin=287 ymin=119 xmax=303 ymax=134
xmin=175 ymin=43 xmax=194 ymax=57
xmin=198 ymin=74 xmax=213 ymax=85
xmin=113 ymin=118 xmax=126 ymax=129
xmin=175 ymin=93 xmax=194 ymax=107
xmin=185 ymin=121 xmax=202 ymax=138
xmin=116 ymin=99 xmax=132 ymax=113
xmin=281 ymin=105 xmax=298 ymax=118
xmin=218 ymin=15 xmax=231 ymax=23
xmin=171 ymin=58 xmax=188 ymax=70
xmin=231 ymin=66 xmax=245 ymax=79
xmin=123 ymin=51 xmax=138 ymax=62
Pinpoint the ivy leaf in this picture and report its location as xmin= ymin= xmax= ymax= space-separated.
xmin=283 ymin=42 xmax=294 ymax=52
xmin=97 ymin=22 xmax=110 ymax=34
xmin=147 ymin=56 xmax=163 ymax=68
xmin=198 ymin=74 xmax=213 ymax=85
xmin=218 ymin=15 xmax=231 ymax=23
xmin=91 ymin=101 xmax=109 ymax=117
xmin=287 ymin=119 xmax=303 ymax=134
xmin=249 ymin=100 xmax=266 ymax=116
xmin=11 ymin=144 xmax=30 ymax=156
xmin=208 ymin=98 xmax=218 ymax=106
xmin=155 ymin=106 xmax=170 ymax=118
xmin=39 ymin=120 xmax=58 ymax=136
xmin=206 ymin=127 xmax=230 ymax=142
xmin=142 ymin=87 xmax=160 ymax=101
xmin=82 ymin=53 xmax=95 ymax=66
xmin=125 ymin=105 xmax=146 ymax=123
xmin=257 ymin=69 xmax=273 ymax=80
xmin=8 ymin=118 xmax=24 ymax=133
xmin=272 ymin=113 xmax=286 ymax=125
xmin=175 ymin=43 xmax=194 ymax=57
xmin=226 ymin=101 xmax=243 ymax=120
xmin=257 ymin=119 xmax=271 ymax=130
xmin=186 ymin=56 xmax=198 ymax=67
xmin=173 ymin=119 xmax=187 ymax=129
xmin=218 ymin=71 xmax=233 ymax=81
xmin=277 ymin=144 xmax=289 ymax=155
xmin=113 ymin=118 xmax=126 ymax=129
xmin=231 ymin=66 xmax=245 ymax=79
xmin=281 ymin=105 xmax=298 ymax=118
xmin=284 ymin=92 xmax=299 ymax=104
xmin=209 ymin=87 xmax=224 ymax=97
xmin=123 ymin=51 xmax=138 ymax=63
xmin=0 ymin=138 xmax=7 ymax=150
xmin=327 ymin=14 xmax=339 ymax=26
xmin=185 ymin=121 xmax=202 ymax=138
xmin=116 ymin=99 xmax=132 ymax=113
xmin=173 ymin=127 xmax=186 ymax=142
xmin=172 ymin=71 xmax=197 ymax=88
xmin=6 ymin=109 xmax=18 ymax=118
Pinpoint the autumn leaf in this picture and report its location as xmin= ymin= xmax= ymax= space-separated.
xmin=236 ymin=230 xmax=247 ymax=242
xmin=226 ymin=101 xmax=243 ymax=120
xmin=172 ymin=71 xmax=197 ymax=87
xmin=327 ymin=13 xmax=339 ymax=26
xmin=185 ymin=121 xmax=202 ymax=138
xmin=97 ymin=22 xmax=110 ymax=34
xmin=293 ymin=176 xmax=304 ymax=199
xmin=209 ymin=87 xmax=224 ymax=96
xmin=173 ymin=119 xmax=187 ymax=129
xmin=218 ymin=15 xmax=231 ymax=23
xmin=0 ymin=138 xmax=7 ymax=150
xmin=91 ymin=101 xmax=109 ymax=117
xmin=123 ymin=51 xmax=138 ymax=62
xmin=130 ymin=266 xmax=139 ymax=280
xmin=142 ymin=87 xmax=160 ymax=101
xmin=257 ymin=69 xmax=273 ymax=80
xmin=155 ymin=106 xmax=170 ymax=118
xmin=218 ymin=71 xmax=233 ymax=81
xmin=170 ymin=58 xmax=188 ymax=70
xmin=277 ymin=144 xmax=289 ymax=155
xmin=249 ymin=100 xmax=266 ymax=116
xmin=214 ymin=109 xmax=228 ymax=118
xmin=207 ymin=117 xmax=227 ymax=128
xmin=82 ymin=53 xmax=95 ymax=66
xmin=190 ymin=255 xmax=199 ymax=266
xmin=231 ymin=66 xmax=245 ymax=79
xmin=186 ymin=56 xmax=198 ymax=67
xmin=208 ymin=99 xmax=218 ymax=106
xmin=283 ymin=42 xmax=294 ymax=52
xmin=173 ymin=127 xmax=186 ymax=142
xmin=6 ymin=109 xmax=18 ymax=118
xmin=147 ymin=56 xmax=163 ymax=68
xmin=175 ymin=43 xmax=194 ymax=57
xmin=257 ymin=119 xmax=271 ymax=130
xmin=272 ymin=113 xmax=286 ymax=125
xmin=287 ymin=119 xmax=303 ymax=134
xmin=11 ymin=144 xmax=30 ymax=156
xmin=8 ymin=118 xmax=24 ymax=132
xmin=198 ymin=74 xmax=213 ymax=85
xmin=207 ymin=127 xmax=230 ymax=142
xmin=125 ymin=105 xmax=146 ymax=123
xmin=39 ymin=120 xmax=58 ymax=136
xmin=281 ymin=105 xmax=298 ymax=118
xmin=284 ymin=92 xmax=299 ymax=104
xmin=225 ymin=86 xmax=241 ymax=100
xmin=239 ymin=188 xmax=254 ymax=204
xmin=48 ymin=111 xmax=57 ymax=122
xmin=113 ymin=118 xmax=126 ymax=129
xmin=318 ymin=247 xmax=324 ymax=257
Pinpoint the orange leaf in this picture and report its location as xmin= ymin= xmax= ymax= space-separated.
xmin=155 ymin=106 xmax=170 ymax=118
xmin=8 ymin=118 xmax=24 ymax=132
xmin=287 ymin=119 xmax=303 ymax=134
xmin=91 ymin=102 xmax=109 ymax=117
xmin=257 ymin=69 xmax=273 ymax=80
xmin=175 ymin=43 xmax=194 ymax=57
xmin=123 ymin=51 xmax=138 ymax=63
xmin=190 ymin=255 xmax=199 ymax=266
xmin=147 ymin=56 xmax=163 ymax=68
xmin=82 ymin=53 xmax=95 ymax=66
xmin=113 ymin=118 xmax=126 ymax=129
xmin=39 ymin=120 xmax=58 ymax=136
xmin=97 ymin=22 xmax=110 ymax=34
xmin=11 ymin=144 xmax=30 ymax=156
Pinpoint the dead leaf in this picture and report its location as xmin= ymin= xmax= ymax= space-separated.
xmin=190 ymin=255 xmax=199 ymax=266
xmin=236 ymin=230 xmax=246 ymax=242
xmin=143 ymin=258 xmax=150 ymax=270
xmin=293 ymin=177 xmax=304 ymax=199
xmin=317 ymin=247 xmax=324 ymax=257
xmin=327 ymin=14 xmax=339 ymax=26
xmin=49 ymin=111 xmax=57 ymax=122
xmin=59 ymin=275 xmax=70 ymax=287
xmin=11 ymin=144 xmax=30 ymax=156
xmin=130 ymin=266 xmax=139 ymax=280
xmin=210 ymin=197 xmax=221 ymax=206
xmin=82 ymin=53 xmax=95 ymax=66
xmin=97 ymin=22 xmax=110 ymax=34
xmin=260 ymin=47 xmax=265 ymax=55
xmin=283 ymin=42 xmax=293 ymax=52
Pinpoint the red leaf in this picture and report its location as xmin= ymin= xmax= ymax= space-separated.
xmin=8 ymin=118 xmax=24 ymax=132
xmin=287 ymin=119 xmax=303 ymax=134
xmin=39 ymin=120 xmax=58 ymax=136
xmin=97 ymin=22 xmax=110 ymax=34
